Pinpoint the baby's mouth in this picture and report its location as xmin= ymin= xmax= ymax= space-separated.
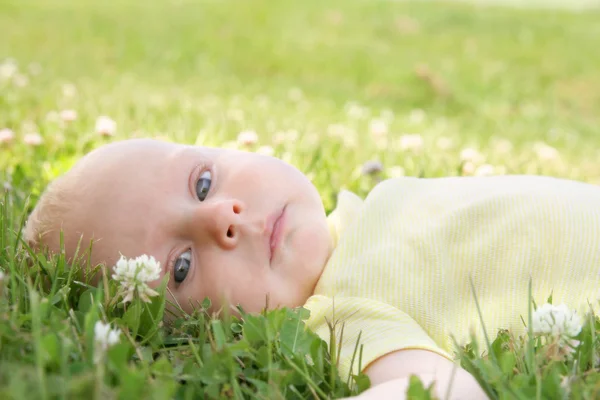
xmin=265 ymin=205 xmax=287 ymax=264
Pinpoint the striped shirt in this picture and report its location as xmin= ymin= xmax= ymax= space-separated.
xmin=304 ymin=175 xmax=600 ymax=379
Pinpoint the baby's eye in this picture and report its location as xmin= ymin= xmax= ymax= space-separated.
xmin=174 ymin=250 xmax=191 ymax=283
xmin=196 ymin=170 xmax=212 ymax=202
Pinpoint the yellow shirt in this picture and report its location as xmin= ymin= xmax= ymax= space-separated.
xmin=304 ymin=176 xmax=600 ymax=379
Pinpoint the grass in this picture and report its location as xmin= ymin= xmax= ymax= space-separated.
xmin=1 ymin=0 xmax=600 ymax=398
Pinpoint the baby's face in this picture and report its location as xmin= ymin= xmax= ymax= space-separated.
xmin=61 ymin=139 xmax=332 ymax=314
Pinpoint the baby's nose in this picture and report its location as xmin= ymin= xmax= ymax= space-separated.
xmin=200 ymin=199 xmax=245 ymax=249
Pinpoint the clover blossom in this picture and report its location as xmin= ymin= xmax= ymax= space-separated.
xmin=112 ymin=254 xmax=161 ymax=303
xmin=93 ymin=321 xmax=121 ymax=364
xmin=532 ymin=303 xmax=582 ymax=354
xmin=237 ymin=130 xmax=258 ymax=146
xmin=95 ymin=115 xmax=116 ymax=136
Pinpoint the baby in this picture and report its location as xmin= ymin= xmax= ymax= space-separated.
xmin=25 ymin=138 xmax=600 ymax=400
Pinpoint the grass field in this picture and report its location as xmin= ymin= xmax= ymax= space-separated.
xmin=2 ymin=0 xmax=600 ymax=398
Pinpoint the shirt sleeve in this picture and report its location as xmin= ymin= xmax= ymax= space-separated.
xmin=304 ymin=295 xmax=454 ymax=380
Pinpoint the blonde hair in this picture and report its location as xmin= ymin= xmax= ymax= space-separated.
xmin=23 ymin=168 xmax=86 ymax=252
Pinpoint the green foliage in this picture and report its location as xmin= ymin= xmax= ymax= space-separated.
xmin=2 ymin=0 xmax=600 ymax=399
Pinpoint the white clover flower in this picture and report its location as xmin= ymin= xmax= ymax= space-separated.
xmin=93 ymin=321 xmax=121 ymax=364
xmin=13 ymin=73 xmax=29 ymax=87
xmin=23 ymin=133 xmax=43 ymax=146
xmin=475 ymin=164 xmax=495 ymax=177
xmin=460 ymin=147 xmax=484 ymax=164
xmin=461 ymin=161 xmax=476 ymax=176
xmin=60 ymin=109 xmax=78 ymax=122
xmin=237 ymin=130 xmax=258 ymax=146
xmin=532 ymin=303 xmax=582 ymax=339
xmin=112 ymin=254 xmax=161 ymax=303
xmin=256 ymin=145 xmax=275 ymax=156
xmin=388 ymin=166 xmax=405 ymax=178
xmin=533 ymin=142 xmax=559 ymax=161
xmin=95 ymin=116 xmax=117 ymax=136
xmin=369 ymin=119 xmax=388 ymax=137
xmin=396 ymin=134 xmax=424 ymax=152
xmin=0 ymin=59 xmax=18 ymax=80
xmin=0 ymin=128 xmax=15 ymax=144
xmin=345 ymin=102 xmax=368 ymax=119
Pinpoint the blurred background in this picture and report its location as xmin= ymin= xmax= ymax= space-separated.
xmin=1 ymin=0 xmax=600 ymax=210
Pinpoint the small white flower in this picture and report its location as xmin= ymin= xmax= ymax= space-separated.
xmin=95 ymin=116 xmax=117 ymax=136
xmin=0 ymin=59 xmax=18 ymax=80
xmin=396 ymin=134 xmax=424 ymax=152
xmin=369 ymin=119 xmax=388 ymax=137
xmin=532 ymin=303 xmax=582 ymax=339
xmin=112 ymin=254 xmax=161 ymax=303
xmin=0 ymin=128 xmax=15 ymax=144
xmin=93 ymin=321 xmax=121 ymax=364
xmin=237 ymin=130 xmax=258 ymax=146
xmin=60 ymin=109 xmax=78 ymax=122
xmin=0 ymin=269 xmax=5 ymax=281
xmin=345 ymin=102 xmax=368 ymax=119
xmin=23 ymin=133 xmax=43 ymax=146
xmin=256 ymin=145 xmax=274 ymax=156
xmin=13 ymin=73 xmax=29 ymax=87
xmin=461 ymin=161 xmax=476 ymax=176
xmin=388 ymin=166 xmax=405 ymax=178
xmin=475 ymin=164 xmax=495 ymax=177
xmin=533 ymin=142 xmax=559 ymax=161
xmin=460 ymin=147 xmax=484 ymax=164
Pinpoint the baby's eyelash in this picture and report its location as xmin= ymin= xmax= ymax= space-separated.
xmin=169 ymin=249 xmax=191 ymax=285
xmin=189 ymin=161 xmax=216 ymax=200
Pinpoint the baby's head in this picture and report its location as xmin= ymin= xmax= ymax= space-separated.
xmin=24 ymin=139 xmax=332 ymax=314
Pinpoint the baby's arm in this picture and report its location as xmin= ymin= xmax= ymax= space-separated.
xmin=344 ymin=349 xmax=488 ymax=400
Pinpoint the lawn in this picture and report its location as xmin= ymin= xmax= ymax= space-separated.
xmin=1 ymin=0 xmax=600 ymax=398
